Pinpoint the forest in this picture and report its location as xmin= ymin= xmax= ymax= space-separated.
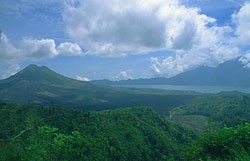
xmin=0 ymin=66 xmax=250 ymax=160
xmin=0 ymin=102 xmax=249 ymax=161
xmin=170 ymin=91 xmax=250 ymax=132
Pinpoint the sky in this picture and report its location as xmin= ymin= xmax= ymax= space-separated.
xmin=0 ymin=0 xmax=250 ymax=81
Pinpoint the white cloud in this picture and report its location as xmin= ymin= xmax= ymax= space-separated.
xmin=0 ymin=63 xmax=20 ymax=79
xmin=151 ymin=43 xmax=240 ymax=77
xmin=148 ymin=1 xmax=250 ymax=77
xmin=0 ymin=33 xmax=84 ymax=62
xmin=76 ymin=75 xmax=90 ymax=81
xmin=0 ymin=33 xmax=19 ymax=63
xmin=115 ymin=70 xmax=133 ymax=80
xmin=150 ymin=23 xmax=240 ymax=77
xmin=239 ymin=52 xmax=250 ymax=68
xmin=63 ymin=0 xmax=241 ymax=77
xmin=232 ymin=2 xmax=250 ymax=46
xmin=57 ymin=42 xmax=83 ymax=56
xmin=18 ymin=38 xmax=58 ymax=59
xmin=1 ymin=0 xmax=249 ymax=79
xmin=63 ymin=0 xmax=220 ymax=57
xmin=0 ymin=33 xmax=84 ymax=79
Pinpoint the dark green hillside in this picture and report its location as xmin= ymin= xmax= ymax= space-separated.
xmin=185 ymin=123 xmax=250 ymax=161
xmin=171 ymin=91 xmax=250 ymax=132
xmin=0 ymin=65 xmax=198 ymax=115
xmin=0 ymin=103 xmax=197 ymax=161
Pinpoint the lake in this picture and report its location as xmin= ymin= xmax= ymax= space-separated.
xmin=113 ymin=85 xmax=250 ymax=94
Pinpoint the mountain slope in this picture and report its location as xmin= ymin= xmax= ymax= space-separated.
xmin=170 ymin=91 xmax=250 ymax=132
xmin=166 ymin=59 xmax=250 ymax=86
xmin=92 ymin=59 xmax=250 ymax=86
xmin=0 ymin=65 xmax=94 ymax=105
xmin=0 ymin=103 xmax=197 ymax=161
xmin=0 ymin=65 xmax=198 ymax=113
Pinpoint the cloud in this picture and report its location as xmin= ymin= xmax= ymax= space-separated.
xmin=150 ymin=23 xmax=240 ymax=77
xmin=232 ymin=2 xmax=250 ymax=46
xmin=239 ymin=52 xmax=250 ymax=68
xmin=0 ymin=63 xmax=20 ymax=79
xmin=1 ymin=0 xmax=248 ymax=79
xmin=63 ymin=0 xmax=242 ymax=78
xmin=57 ymin=42 xmax=83 ymax=56
xmin=76 ymin=75 xmax=90 ymax=81
xmin=148 ymin=1 xmax=250 ymax=77
xmin=0 ymin=33 xmax=83 ymax=62
xmin=63 ymin=0 xmax=219 ymax=57
xmin=151 ymin=43 xmax=240 ymax=77
xmin=18 ymin=38 xmax=58 ymax=59
xmin=115 ymin=70 xmax=133 ymax=80
xmin=0 ymin=33 xmax=83 ymax=78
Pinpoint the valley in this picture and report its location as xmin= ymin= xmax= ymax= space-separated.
xmin=0 ymin=64 xmax=249 ymax=160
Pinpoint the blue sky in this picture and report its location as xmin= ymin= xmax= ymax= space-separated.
xmin=0 ymin=0 xmax=250 ymax=80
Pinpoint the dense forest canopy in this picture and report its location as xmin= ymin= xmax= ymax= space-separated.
xmin=0 ymin=103 xmax=197 ymax=161
xmin=171 ymin=91 xmax=250 ymax=132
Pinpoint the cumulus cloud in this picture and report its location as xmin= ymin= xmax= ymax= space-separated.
xmin=239 ymin=52 xmax=250 ymax=68
xmin=115 ymin=70 xmax=133 ymax=80
xmin=150 ymin=19 xmax=241 ymax=77
xmin=57 ymin=42 xmax=83 ymax=56
xmin=63 ymin=0 xmax=218 ymax=57
xmin=18 ymin=38 xmax=58 ymax=59
xmin=147 ymin=1 xmax=250 ymax=77
xmin=76 ymin=75 xmax=90 ymax=81
xmin=0 ymin=33 xmax=83 ymax=62
xmin=120 ymin=71 xmax=133 ymax=79
xmin=1 ymin=0 xmax=249 ymax=79
xmin=232 ymin=2 xmax=250 ymax=46
xmin=151 ymin=43 xmax=240 ymax=77
xmin=0 ymin=32 xmax=83 ymax=78
xmin=0 ymin=63 xmax=20 ymax=79
xmin=63 ymin=0 xmax=243 ymax=77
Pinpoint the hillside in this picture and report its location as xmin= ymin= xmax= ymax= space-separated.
xmin=170 ymin=91 xmax=250 ymax=132
xmin=92 ymin=58 xmax=250 ymax=86
xmin=0 ymin=103 xmax=197 ymax=161
xmin=0 ymin=65 xmax=198 ymax=115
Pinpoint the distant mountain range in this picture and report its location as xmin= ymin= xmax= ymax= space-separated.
xmin=0 ymin=65 xmax=197 ymax=113
xmin=92 ymin=59 xmax=250 ymax=86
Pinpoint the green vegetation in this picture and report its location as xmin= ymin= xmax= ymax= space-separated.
xmin=0 ymin=103 xmax=197 ymax=161
xmin=171 ymin=91 xmax=250 ymax=132
xmin=0 ymin=65 xmax=198 ymax=115
xmin=185 ymin=123 xmax=250 ymax=161
xmin=1 ymin=102 xmax=249 ymax=161
xmin=1 ymin=65 xmax=250 ymax=160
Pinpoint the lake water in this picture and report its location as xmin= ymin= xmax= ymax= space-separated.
xmin=113 ymin=85 xmax=250 ymax=94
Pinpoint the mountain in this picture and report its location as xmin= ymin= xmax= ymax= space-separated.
xmin=0 ymin=65 xmax=198 ymax=113
xmin=92 ymin=59 xmax=250 ymax=86
xmin=0 ymin=64 xmax=90 ymax=89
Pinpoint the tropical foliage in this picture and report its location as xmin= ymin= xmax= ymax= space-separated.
xmin=0 ymin=103 xmax=197 ymax=161
xmin=185 ymin=123 xmax=250 ymax=161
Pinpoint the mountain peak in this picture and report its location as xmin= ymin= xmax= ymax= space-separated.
xmin=4 ymin=64 xmax=76 ymax=86
xmin=26 ymin=64 xmax=38 ymax=68
xmin=23 ymin=64 xmax=50 ymax=72
xmin=0 ymin=64 xmax=89 ymax=91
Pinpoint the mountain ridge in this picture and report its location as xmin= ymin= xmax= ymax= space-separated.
xmin=92 ymin=58 xmax=250 ymax=86
xmin=0 ymin=64 xmax=198 ymax=113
